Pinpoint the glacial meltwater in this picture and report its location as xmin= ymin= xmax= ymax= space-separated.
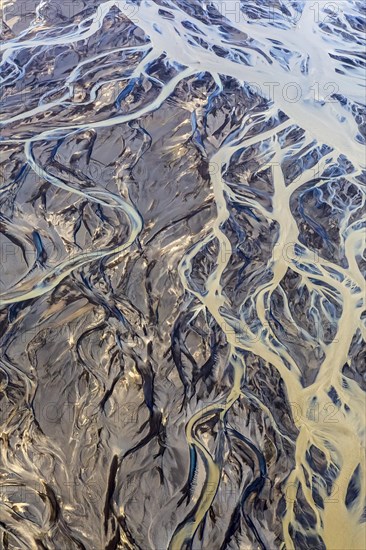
xmin=0 ymin=1 xmax=365 ymax=549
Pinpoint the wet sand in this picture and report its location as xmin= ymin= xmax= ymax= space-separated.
xmin=0 ymin=1 xmax=365 ymax=549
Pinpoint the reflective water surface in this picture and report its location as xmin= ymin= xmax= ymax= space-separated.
xmin=0 ymin=1 xmax=365 ymax=549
